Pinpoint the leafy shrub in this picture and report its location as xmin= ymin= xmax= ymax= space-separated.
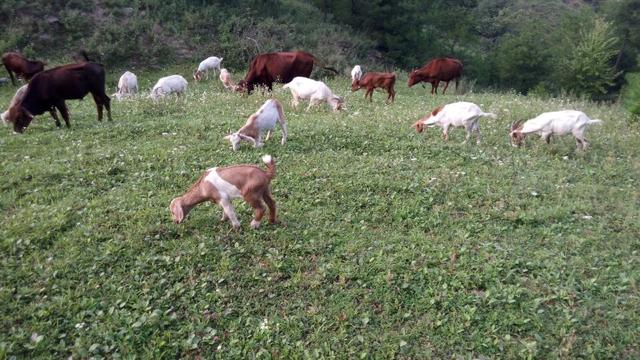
xmin=559 ymin=18 xmax=620 ymax=99
xmin=622 ymin=71 xmax=640 ymax=119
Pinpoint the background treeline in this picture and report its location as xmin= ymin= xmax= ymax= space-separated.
xmin=1 ymin=0 xmax=639 ymax=103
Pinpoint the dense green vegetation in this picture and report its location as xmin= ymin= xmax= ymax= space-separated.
xmin=1 ymin=0 xmax=639 ymax=97
xmin=1 ymin=69 xmax=638 ymax=358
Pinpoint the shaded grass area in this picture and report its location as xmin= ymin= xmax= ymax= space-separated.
xmin=0 ymin=71 xmax=639 ymax=358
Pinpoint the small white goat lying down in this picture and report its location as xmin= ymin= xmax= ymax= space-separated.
xmin=351 ymin=65 xmax=363 ymax=84
xmin=170 ymin=155 xmax=277 ymax=230
xmin=1 ymin=84 xmax=28 ymax=124
xmin=224 ymin=99 xmax=287 ymax=151
xmin=412 ymin=101 xmax=496 ymax=144
xmin=283 ymin=76 xmax=344 ymax=112
xmin=219 ymin=68 xmax=236 ymax=90
xmin=113 ymin=71 xmax=138 ymax=100
xmin=510 ymin=110 xmax=603 ymax=150
xmin=149 ymin=75 xmax=188 ymax=100
xmin=194 ymin=56 xmax=223 ymax=81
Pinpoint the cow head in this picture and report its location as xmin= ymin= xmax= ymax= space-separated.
xmin=7 ymin=106 xmax=34 ymax=134
xmin=509 ymin=121 xmax=526 ymax=147
xmin=407 ymin=70 xmax=423 ymax=87
xmin=350 ymin=80 xmax=361 ymax=92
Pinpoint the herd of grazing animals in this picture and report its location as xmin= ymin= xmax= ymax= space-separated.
xmin=1 ymin=50 xmax=604 ymax=230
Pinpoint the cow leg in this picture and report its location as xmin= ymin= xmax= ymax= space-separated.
xmin=442 ymin=81 xmax=450 ymax=95
xmin=48 ymin=107 xmax=62 ymax=128
xmin=387 ymin=87 xmax=396 ymax=103
xmin=4 ymin=65 xmax=16 ymax=86
xmin=433 ymin=81 xmax=440 ymax=95
xmin=366 ymin=88 xmax=373 ymax=102
xmin=57 ymin=102 xmax=71 ymax=128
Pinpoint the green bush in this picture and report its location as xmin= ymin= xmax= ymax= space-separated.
xmin=559 ymin=18 xmax=620 ymax=99
xmin=622 ymin=71 xmax=640 ymax=118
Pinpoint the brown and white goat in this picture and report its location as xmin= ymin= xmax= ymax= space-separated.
xmin=170 ymin=155 xmax=277 ymax=230
xmin=224 ymin=99 xmax=287 ymax=151
xmin=351 ymin=72 xmax=396 ymax=103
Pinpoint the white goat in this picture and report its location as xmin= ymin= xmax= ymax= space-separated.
xmin=194 ymin=56 xmax=223 ymax=81
xmin=113 ymin=71 xmax=138 ymax=100
xmin=149 ymin=75 xmax=188 ymax=100
xmin=170 ymin=155 xmax=277 ymax=230
xmin=283 ymin=76 xmax=344 ymax=112
xmin=412 ymin=101 xmax=496 ymax=144
xmin=351 ymin=65 xmax=363 ymax=84
xmin=219 ymin=68 xmax=235 ymax=90
xmin=510 ymin=110 xmax=603 ymax=150
xmin=2 ymin=84 xmax=28 ymax=124
xmin=224 ymin=99 xmax=287 ymax=151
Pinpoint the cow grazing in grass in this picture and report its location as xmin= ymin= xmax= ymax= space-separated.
xmin=4 ymin=62 xmax=111 ymax=133
xmin=2 ymin=52 xmax=45 ymax=85
xmin=237 ymin=51 xmax=337 ymax=94
xmin=408 ymin=57 xmax=463 ymax=95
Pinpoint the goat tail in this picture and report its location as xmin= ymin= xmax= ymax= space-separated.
xmin=482 ymin=112 xmax=497 ymax=119
xmin=262 ymin=155 xmax=276 ymax=179
xmin=588 ymin=119 xmax=603 ymax=125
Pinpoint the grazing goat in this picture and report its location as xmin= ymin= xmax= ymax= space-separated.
xmin=351 ymin=65 xmax=363 ymax=84
xmin=194 ymin=56 xmax=223 ymax=81
xmin=412 ymin=102 xmax=496 ymax=144
xmin=113 ymin=71 xmax=138 ymax=100
xmin=283 ymin=76 xmax=344 ymax=111
xmin=224 ymin=99 xmax=287 ymax=151
xmin=510 ymin=110 xmax=603 ymax=150
xmin=170 ymin=155 xmax=277 ymax=230
xmin=1 ymin=84 xmax=28 ymax=124
xmin=219 ymin=68 xmax=236 ymax=90
xmin=351 ymin=72 xmax=396 ymax=103
xmin=150 ymin=75 xmax=188 ymax=100
xmin=2 ymin=52 xmax=45 ymax=85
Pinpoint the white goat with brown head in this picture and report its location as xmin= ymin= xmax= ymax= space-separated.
xmin=283 ymin=77 xmax=344 ymax=112
xmin=170 ymin=155 xmax=277 ymax=230
xmin=224 ymin=99 xmax=287 ymax=151
xmin=412 ymin=101 xmax=496 ymax=144
xmin=509 ymin=110 xmax=603 ymax=150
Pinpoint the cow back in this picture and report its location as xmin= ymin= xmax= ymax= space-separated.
xmin=22 ymin=62 xmax=106 ymax=115
xmin=420 ymin=58 xmax=463 ymax=82
xmin=244 ymin=51 xmax=315 ymax=90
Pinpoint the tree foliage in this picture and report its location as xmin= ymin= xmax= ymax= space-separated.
xmin=559 ymin=18 xmax=620 ymax=98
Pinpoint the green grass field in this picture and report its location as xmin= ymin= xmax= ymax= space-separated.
xmin=1 ymin=68 xmax=638 ymax=359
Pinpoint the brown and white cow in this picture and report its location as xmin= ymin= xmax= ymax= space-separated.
xmin=408 ymin=57 xmax=463 ymax=95
xmin=4 ymin=62 xmax=111 ymax=133
xmin=2 ymin=52 xmax=46 ymax=85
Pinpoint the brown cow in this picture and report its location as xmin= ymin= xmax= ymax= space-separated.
xmin=237 ymin=51 xmax=337 ymax=94
xmin=351 ymin=72 xmax=396 ymax=103
xmin=407 ymin=57 xmax=463 ymax=95
xmin=5 ymin=62 xmax=111 ymax=133
xmin=2 ymin=52 xmax=46 ymax=86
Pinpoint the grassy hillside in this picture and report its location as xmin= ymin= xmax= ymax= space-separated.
xmin=0 ymin=71 xmax=639 ymax=358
